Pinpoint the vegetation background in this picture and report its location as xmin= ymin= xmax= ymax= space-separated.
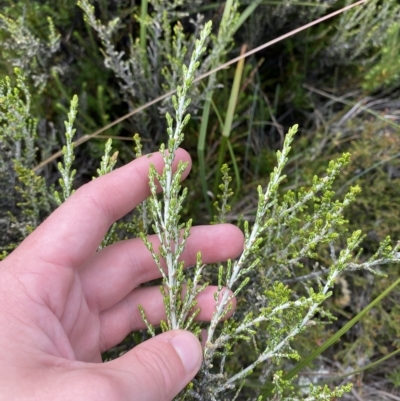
xmin=1 ymin=0 xmax=400 ymax=399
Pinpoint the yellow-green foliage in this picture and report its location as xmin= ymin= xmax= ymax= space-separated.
xmin=0 ymin=69 xmax=51 ymax=247
xmin=363 ymin=22 xmax=400 ymax=92
xmin=290 ymin=107 xmax=400 ymax=389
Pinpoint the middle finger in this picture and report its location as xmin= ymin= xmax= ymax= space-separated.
xmin=80 ymin=224 xmax=244 ymax=312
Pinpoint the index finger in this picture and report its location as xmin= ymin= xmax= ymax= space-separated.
xmin=12 ymin=149 xmax=192 ymax=269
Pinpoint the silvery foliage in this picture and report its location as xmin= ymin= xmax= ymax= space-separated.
xmin=54 ymin=95 xmax=79 ymax=205
xmin=77 ymin=0 xmax=239 ymax=147
xmin=0 ymin=10 xmax=61 ymax=90
xmin=0 ymin=71 xmax=117 ymax=253
xmin=136 ymin=21 xmax=400 ymax=401
xmin=324 ymin=0 xmax=400 ymax=66
xmin=0 ymin=69 xmax=51 ymax=244
xmin=241 ymin=0 xmax=336 ymax=48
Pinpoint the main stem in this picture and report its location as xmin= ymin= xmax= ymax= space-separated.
xmin=160 ymin=25 xmax=211 ymax=330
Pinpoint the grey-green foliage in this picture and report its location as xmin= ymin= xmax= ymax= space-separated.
xmin=0 ymin=69 xmax=36 ymax=164
xmin=137 ymin=22 xmax=400 ymax=400
xmin=324 ymin=0 xmax=400 ymax=67
xmin=362 ymin=21 xmax=400 ymax=92
xmin=140 ymin=21 xmax=213 ymax=336
xmin=0 ymin=68 xmax=50 ymax=247
xmin=259 ymin=0 xmax=335 ymax=27
xmin=54 ymin=95 xmax=79 ymax=205
xmin=0 ymin=70 xmax=117 ymax=255
xmin=0 ymin=10 xmax=61 ymax=90
xmin=77 ymin=0 xmax=239 ymax=148
xmin=241 ymin=0 xmax=335 ymax=47
xmin=95 ymin=138 xmax=118 ymax=178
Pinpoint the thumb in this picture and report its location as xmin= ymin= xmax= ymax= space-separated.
xmin=107 ymin=330 xmax=202 ymax=401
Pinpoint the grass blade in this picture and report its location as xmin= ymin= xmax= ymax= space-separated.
xmin=213 ymin=44 xmax=247 ymax=196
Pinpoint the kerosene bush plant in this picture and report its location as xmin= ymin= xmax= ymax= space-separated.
xmin=2 ymin=1 xmax=400 ymax=400
xmin=128 ymin=23 xmax=400 ymax=400
xmin=132 ymin=24 xmax=400 ymax=400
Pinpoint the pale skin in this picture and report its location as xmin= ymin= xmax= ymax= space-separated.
xmin=0 ymin=149 xmax=244 ymax=401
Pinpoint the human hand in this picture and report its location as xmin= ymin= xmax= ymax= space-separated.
xmin=0 ymin=149 xmax=244 ymax=401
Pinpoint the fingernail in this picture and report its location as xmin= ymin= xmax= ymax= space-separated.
xmin=170 ymin=331 xmax=202 ymax=373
